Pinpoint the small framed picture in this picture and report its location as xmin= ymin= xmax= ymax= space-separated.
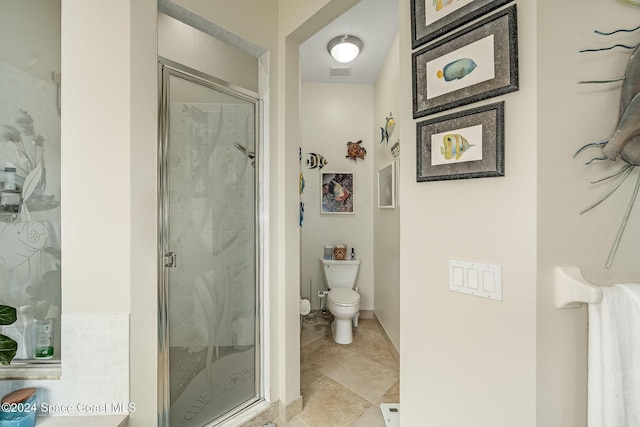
xmin=378 ymin=162 xmax=396 ymax=209
xmin=412 ymin=5 xmax=518 ymax=118
xmin=416 ymin=102 xmax=505 ymax=182
xmin=411 ymin=0 xmax=514 ymax=49
xmin=321 ymin=172 xmax=354 ymax=214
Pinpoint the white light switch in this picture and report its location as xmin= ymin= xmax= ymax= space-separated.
xmin=448 ymin=259 xmax=502 ymax=301
xmin=483 ymin=271 xmax=495 ymax=292
xmin=452 ymin=266 xmax=464 ymax=287
xmin=468 ymin=268 xmax=479 ymax=289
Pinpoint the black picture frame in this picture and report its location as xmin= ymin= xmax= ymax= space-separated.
xmin=416 ymin=101 xmax=504 ymax=182
xmin=411 ymin=0 xmax=514 ymax=49
xmin=412 ymin=5 xmax=518 ymax=118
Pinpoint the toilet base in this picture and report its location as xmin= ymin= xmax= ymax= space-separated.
xmin=331 ymin=314 xmax=359 ymax=344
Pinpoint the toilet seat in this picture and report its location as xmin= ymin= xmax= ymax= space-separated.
xmin=328 ymin=288 xmax=360 ymax=306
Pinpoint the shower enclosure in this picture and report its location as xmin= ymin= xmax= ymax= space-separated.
xmin=158 ymin=58 xmax=261 ymax=427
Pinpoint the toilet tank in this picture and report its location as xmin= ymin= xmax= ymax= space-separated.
xmin=320 ymin=259 xmax=360 ymax=289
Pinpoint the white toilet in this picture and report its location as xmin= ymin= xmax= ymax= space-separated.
xmin=320 ymin=258 xmax=361 ymax=344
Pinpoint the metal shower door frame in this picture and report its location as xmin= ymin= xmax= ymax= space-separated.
xmin=157 ymin=57 xmax=263 ymax=427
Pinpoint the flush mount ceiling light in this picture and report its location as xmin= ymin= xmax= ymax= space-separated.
xmin=327 ymin=35 xmax=363 ymax=63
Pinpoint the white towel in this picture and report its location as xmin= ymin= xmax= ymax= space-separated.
xmin=588 ymin=284 xmax=640 ymax=427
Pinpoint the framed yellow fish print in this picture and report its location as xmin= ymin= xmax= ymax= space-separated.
xmin=416 ymin=102 xmax=504 ymax=182
xmin=411 ymin=0 xmax=513 ymax=48
xmin=412 ymin=5 xmax=518 ymax=118
xmin=321 ymin=172 xmax=355 ymax=214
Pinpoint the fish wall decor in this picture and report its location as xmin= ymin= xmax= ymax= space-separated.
xmin=346 ymin=140 xmax=367 ymax=161
xmin=305 ymin=153 xmax=328 ymax=169
xmin=437 ymin=58 xmax=477 ymax=82
xmin=380 ymin=113 xmax=395 ymax=144
xmin=433 ymin=0 xmax=455 ymax=12
xmin=441 ymin=134 xmax=474 ymax=161
xmin=574 ymin=24 xmax=640 ymax=267
xmin=391 ymin=140 xmax=400 ymax=158
xmin=324 ymin=180 xmax=350 ymax=202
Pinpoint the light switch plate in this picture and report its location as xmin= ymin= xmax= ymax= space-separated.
xmin=448 ymin=259 xmax=502 ymax=301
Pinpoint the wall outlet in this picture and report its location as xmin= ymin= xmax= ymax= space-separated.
xmin=318 ymin=290 xmax=329 ymax=298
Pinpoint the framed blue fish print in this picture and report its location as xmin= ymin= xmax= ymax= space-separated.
xmin=416 ymin=102 xmax=504 ymax=182
xmin=411 ymin=0 xmax=514 ymax=49
xmin=321 ymin=172 xmax=355 ymax=214
xmin=412 ymin=5 xmax=518 ymax=118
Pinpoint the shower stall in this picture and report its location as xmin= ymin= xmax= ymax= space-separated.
xmin=158 ymin=58 xmax=262 ymax=427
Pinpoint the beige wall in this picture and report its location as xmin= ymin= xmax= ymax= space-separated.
xmin=300 ymin=83 xmax=375 ymax=311
xmin=536 ymin=1 xmax=640 ymax=425
xmin=170 ymin=0 xmax=279 ymax=50
xmin=399 ymin=1 xmax=538 ymax=425
xmin=373 ymin=34 xmax=401 ymax=351
xmin=62 ymin=0 xmax=131 ymax=313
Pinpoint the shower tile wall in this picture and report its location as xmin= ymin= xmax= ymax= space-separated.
xmin=168 ymin=103 xmax=256 ymax=350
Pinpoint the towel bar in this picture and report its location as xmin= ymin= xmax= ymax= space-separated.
xmin=554 ymin=266 xmax=603 ymax=308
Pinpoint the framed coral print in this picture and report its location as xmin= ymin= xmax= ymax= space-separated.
xmin=378 ymin=162 xmax=396 ymax=209
xmin=412 ymin=5 xmax=518 ymax=118
xmin=411 ymin=0 xmax=514 ymax=48
xmin=321 ymin=172 xmax=354 ymax=214
xmin=416 ymin=102 xmax=504 ymax=182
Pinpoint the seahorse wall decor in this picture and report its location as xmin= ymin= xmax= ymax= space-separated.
xmin=574 ymin=20 xmax=640 ymax=268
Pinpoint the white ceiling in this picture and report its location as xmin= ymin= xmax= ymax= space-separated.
xmin=300 ymin=0 xmax=399 ymax=84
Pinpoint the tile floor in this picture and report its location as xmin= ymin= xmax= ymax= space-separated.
xmin=288 ymin=313 xmax=400 ymax=426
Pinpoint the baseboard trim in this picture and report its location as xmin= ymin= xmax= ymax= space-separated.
xmin=280 ymin=396 xmax=302 ymax=421
xmin=373 ymin=312 xmax=399 ymax=365
xmin=359 ymin=309 xmax=374 ymax=319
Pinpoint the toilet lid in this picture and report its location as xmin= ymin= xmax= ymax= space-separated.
xmin=328 ymin=288 xmax=360 ymax=306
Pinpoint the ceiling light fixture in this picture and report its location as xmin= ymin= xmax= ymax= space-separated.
xmin=327 ymin=35 xmax=363 ymax=63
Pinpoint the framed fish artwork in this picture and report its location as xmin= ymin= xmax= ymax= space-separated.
xmin=321 ymin=172 xmax=354 ymax=214
xmin=412 ymin=5 xmax=518 ymax=118
xmin=416 ymin=102 xmax=504 ymax=182
xmin=411 ymin=0 xmax=514 ymax=49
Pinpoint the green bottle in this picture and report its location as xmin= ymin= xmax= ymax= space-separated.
xmin=34 ymin=319 xmax=54 ymax=359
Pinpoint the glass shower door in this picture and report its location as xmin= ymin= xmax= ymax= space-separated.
xmin=159 ymin=60 xmax=260 ymax=427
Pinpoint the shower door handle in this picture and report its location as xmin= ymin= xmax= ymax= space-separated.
xmin=164 ymin=251 xmax=177 ymax=268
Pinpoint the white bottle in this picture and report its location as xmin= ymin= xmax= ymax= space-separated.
xmin=4 ymin=163 xmax=16 ymax=191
